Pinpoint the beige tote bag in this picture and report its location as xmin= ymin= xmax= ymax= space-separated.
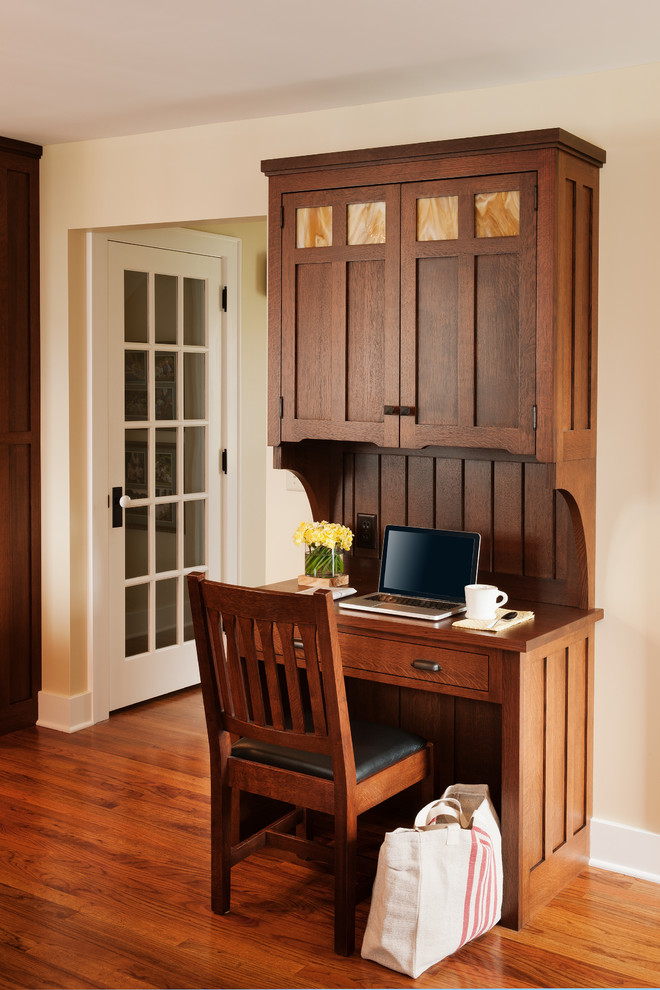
xmin=361 ymin=783 xmax=503 ymax=978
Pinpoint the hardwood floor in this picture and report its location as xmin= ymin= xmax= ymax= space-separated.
xmin=0 ymin=687 xmax=658 ymax=989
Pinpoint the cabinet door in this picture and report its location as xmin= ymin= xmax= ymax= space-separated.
xmin=280 ymin=185 xmax=400 ymax=445
xmin=0 ymin=145 xmax=41 ymax=734
xmin=399 ymin=172 xmax=537 ymax=454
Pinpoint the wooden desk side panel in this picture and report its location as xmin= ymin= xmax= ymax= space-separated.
xmin=514 ymin=628 xmax=594 ymax=926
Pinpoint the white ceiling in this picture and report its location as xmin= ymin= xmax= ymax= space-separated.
xmin=2 ymin=0 xmax=659 ymax=146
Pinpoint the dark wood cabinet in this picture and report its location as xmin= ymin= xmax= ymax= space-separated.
xmin=265 ymin=129 xmax=604 ymax=464
xmin=263 ymin=129 xmax=606 ymax=612
xmin=280 ymin=182 xmax=401 ymax=446
xmin=0 ymin=135 xmax=42 ymax=735
xmin=399 ymin=170 xmax=537 ymax=453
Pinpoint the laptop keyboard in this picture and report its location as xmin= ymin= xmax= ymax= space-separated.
xmin=367 ymin=593 xmax=458 ymax=610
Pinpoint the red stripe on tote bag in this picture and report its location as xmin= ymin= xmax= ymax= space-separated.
xmin=460 ymin=826 xmax=498 ymax=947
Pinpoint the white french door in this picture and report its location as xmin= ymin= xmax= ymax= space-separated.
xmin=105 ymin=236 xmax=236 ymax=711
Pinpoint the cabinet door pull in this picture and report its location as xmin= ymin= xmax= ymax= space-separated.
xmin=383 ymin=404 xmax=400 ymax=415
xmin=400 ymin=405 xmax=415 ymax=417
xmin=412 ymin=658 xmax=441 ymax=672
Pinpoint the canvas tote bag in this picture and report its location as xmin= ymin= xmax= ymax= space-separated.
xmin=361 ymin=783 xmax=503 ymax=978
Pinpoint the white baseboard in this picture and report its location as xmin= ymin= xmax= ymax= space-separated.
xmin=590 ymin=818 xmax=660 ymax=884
xmin=37 ymin=690 xmax=94 ymax=733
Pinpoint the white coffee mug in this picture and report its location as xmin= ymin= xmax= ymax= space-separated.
xmin=465 ymin=584 xmax=508 ymax=621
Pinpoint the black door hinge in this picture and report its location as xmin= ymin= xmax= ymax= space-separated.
xmin=221 ymin=449 xmax=228 ymax=474
xmin=279 ymin=396 xmax=284 ymax=419
xmin=221 ymin=286 xmax=227 ymax=312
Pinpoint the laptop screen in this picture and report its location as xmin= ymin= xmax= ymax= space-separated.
xmin=379 ymin=526 xmax=480 ymax=602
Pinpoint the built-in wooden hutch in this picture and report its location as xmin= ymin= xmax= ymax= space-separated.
xmin=261 ymin=129 xmax=606 ymax=928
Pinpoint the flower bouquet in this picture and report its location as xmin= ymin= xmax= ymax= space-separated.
xmin=294 ymin=520 xmax=353 ymax=588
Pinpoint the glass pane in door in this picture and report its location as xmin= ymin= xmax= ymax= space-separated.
xmin=184 ymin=500 xmax=205 ymax=568
xmin=184 ymin=426 xmax=205 ymax=492
xmin=155 ymin=274 xmax=177 ymax=343
xmin=122 ymin=264 xmax=210 ymax=657
xmin=124 ymin=271 xmax=148 ymax=343
xmin=156 ymin=578 xmax=178 ymax=649
xmin=125 ymin=583 xmax=149 ymax=656
xmin=184 ymin=278 xmax=205 ymax=345
xmin=184 ymin=353 xmax=205 ymax=419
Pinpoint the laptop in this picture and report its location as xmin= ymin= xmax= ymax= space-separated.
xmin=338 ymin=525 xmax=481 ymax=621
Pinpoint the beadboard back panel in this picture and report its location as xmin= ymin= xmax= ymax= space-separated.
xmin=277 ymin=443 xmax=583 ymax=608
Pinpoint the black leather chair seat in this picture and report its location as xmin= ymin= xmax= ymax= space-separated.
xmin=232 ymin=718 xmax=427 ymax=783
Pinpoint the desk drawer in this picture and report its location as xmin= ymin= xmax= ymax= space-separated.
xmin=340 ymin=633 xmax=489 ymax=692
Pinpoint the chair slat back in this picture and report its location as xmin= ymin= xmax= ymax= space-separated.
xmin=187 ymin=575 xmax=354 ymax=772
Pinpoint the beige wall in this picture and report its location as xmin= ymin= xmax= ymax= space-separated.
xmin=40 ymin=62 xmax=660 ymax=841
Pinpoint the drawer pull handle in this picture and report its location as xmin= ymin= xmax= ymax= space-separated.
xmin=293 ymin=638 xmax=304 ymax=650
xmin=412 ymin=658 xmax=441 ymax=673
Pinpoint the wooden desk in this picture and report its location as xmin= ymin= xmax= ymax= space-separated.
xmin=269 ymin=577 xmax=603 ymax=930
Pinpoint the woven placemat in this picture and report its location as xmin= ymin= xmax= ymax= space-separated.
xmin=452 ymin=608 xmax=535 ymax=632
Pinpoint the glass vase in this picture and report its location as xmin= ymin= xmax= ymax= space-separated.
xmin=304 ymin=545 xmax=344 ymax=578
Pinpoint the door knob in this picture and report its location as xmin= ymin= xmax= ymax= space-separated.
xmin=111 ymin=488 xmax=132 ymax=528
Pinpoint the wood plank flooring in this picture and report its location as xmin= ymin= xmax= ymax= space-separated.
xmin=0 ymin=687 xmax=658 ymax=989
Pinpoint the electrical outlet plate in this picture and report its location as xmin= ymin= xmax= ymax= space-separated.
xmin=356 ymin=512 xmax=377 ymax=550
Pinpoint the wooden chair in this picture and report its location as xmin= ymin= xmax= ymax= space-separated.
xmin=186 ymin=573 xmax=434 ymax=955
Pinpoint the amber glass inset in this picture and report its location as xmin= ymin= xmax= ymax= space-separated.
xmin=475 ymin=190 xmax=520 ymax=237
xmin=296 ymin=206 xmax=332 ymax=248
xmin=417 ymin=197 xmax=459 ymax=241
xmin=347 ymin=202 xmax=386 ymax=244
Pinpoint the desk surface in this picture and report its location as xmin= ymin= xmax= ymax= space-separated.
xmin=267 ymin=577 xmax=603 ymax=655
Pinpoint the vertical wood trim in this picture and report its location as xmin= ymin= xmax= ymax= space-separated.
xmin=380 ymin=455 xmax=406 ymax=532
xmin=384 ymin=184 xmax=401 ymax=448
xmin=545 ymin=648 xmax=568 ymax=856
xmin=457 ymin=252 xmax=475 ymax=428
xmin=523 ymin=654 xmax=545 ymax=874
xmin=267 ymin=180 xmax=284 ymax=444
xmin=406 ymin=456 xmax=435 ymax=529
xmin=523 ymin=463 xmax=555 ymax=579
xmin=332 ymin=259 xmax=347 ymax=425
xmin=566 ymin=636 xmax=589 ymax=837
xmin=7 ymin=168 xmax=31 ymax=433
xmin=434 ymin=457 xmax=463 ymax=531
xmin=493 ymin=461 xmax=523 ymax=574
xmin=533 ymin=151 xmax=557 ymax=463
xmin=464 ymin=459 xmax=493 ymax=571
xmin=500 ymin=652 xmax=523 ymax=928
xmin=556 ymin=153 xmax=600 ymax=460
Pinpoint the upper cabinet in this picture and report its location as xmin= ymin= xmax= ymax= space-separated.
xmin=263 ymin=129 xmax=606 ymax=462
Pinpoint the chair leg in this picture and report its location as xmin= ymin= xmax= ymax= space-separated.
xmin=211 ymin=779 xmax=233 ymax=915
xmin=333 ymin=810 xmax=357 ymax=956
xmin=420 ymin=746 xmax=435 ymax=807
